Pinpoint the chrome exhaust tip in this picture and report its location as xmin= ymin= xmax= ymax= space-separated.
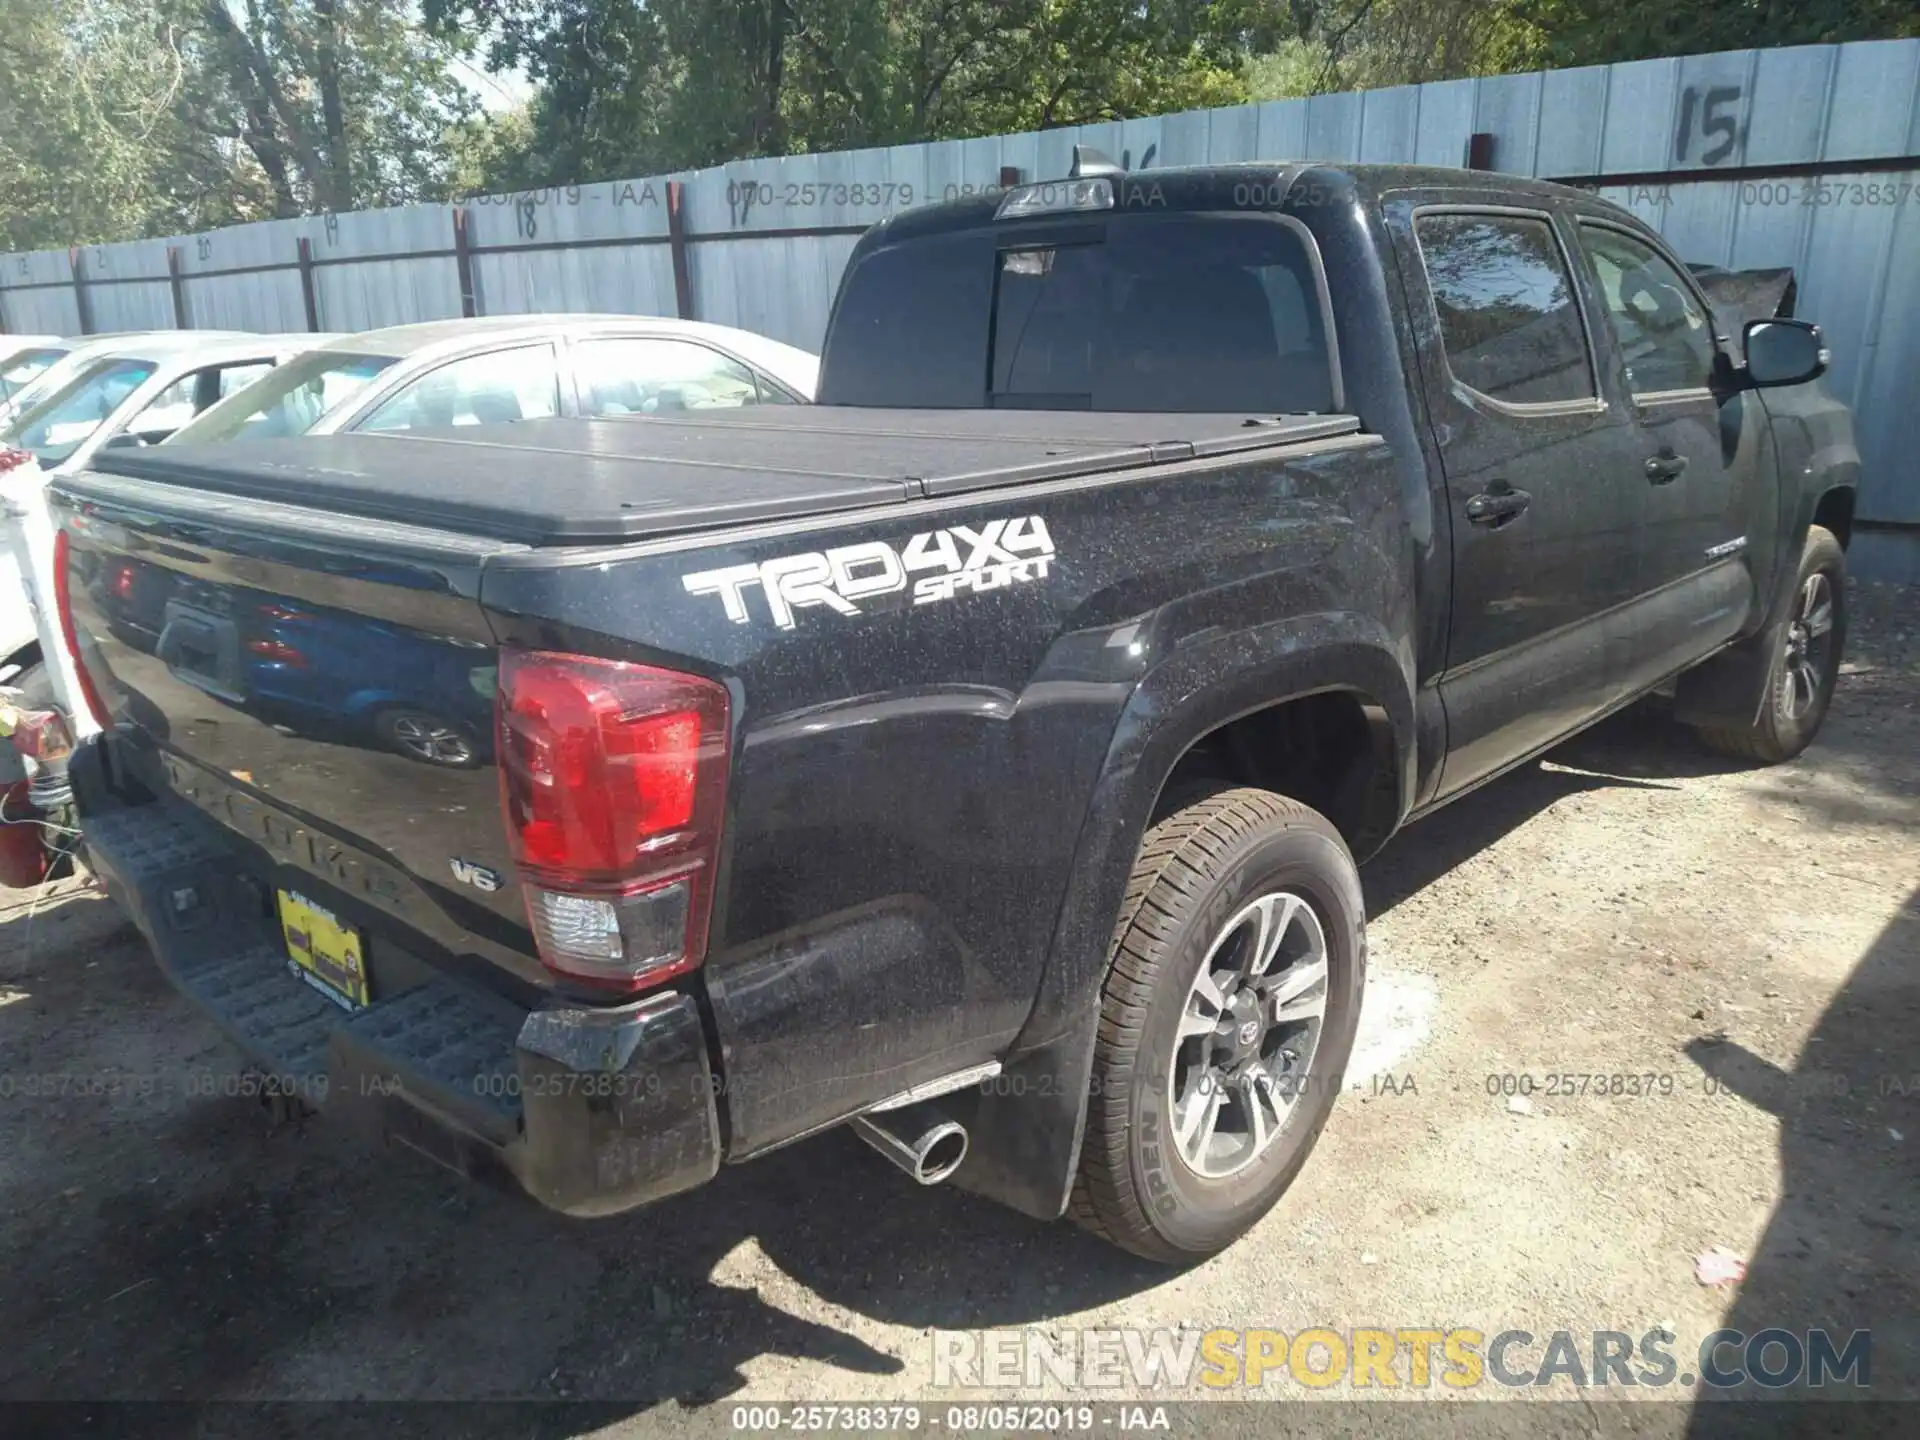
xmin=849 ymin=1100 xmax=969 ymax=1185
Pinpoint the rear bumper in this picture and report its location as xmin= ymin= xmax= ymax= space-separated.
xmin=80 ymin=775 xmax=721 ymax=1218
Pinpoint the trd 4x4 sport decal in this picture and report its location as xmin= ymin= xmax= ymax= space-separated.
xmin=682 ymin=515 xmax=1056 ymax=631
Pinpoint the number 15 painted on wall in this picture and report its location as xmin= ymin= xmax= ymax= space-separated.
xmin=1675 ymin=85 xmax=1747 ymax=167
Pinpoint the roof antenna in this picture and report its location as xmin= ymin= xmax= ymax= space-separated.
xmin=1068 ymin=145 xmax=1127 ymax=180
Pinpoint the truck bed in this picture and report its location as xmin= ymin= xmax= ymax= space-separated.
xmin=84 ymin=409 xmax=1361 ymax=546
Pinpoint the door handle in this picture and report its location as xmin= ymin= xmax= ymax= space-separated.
xmin=1465 ymin=484 xmax=1532 ymax=526
xmin=1645 ymin=450 xmax=1689 ymax=484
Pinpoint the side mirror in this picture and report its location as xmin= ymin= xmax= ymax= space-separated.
xmin=101 ymin=432 xmax=148 ymax=450
xmin=1741 ymin=318 xmax=1829 ymax=389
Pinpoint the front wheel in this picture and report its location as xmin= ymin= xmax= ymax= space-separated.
xmin=1069 ymin=788 xmax=1366 ymax=1263
xmin=1696 ymin=524 xmax=1846 ymax=764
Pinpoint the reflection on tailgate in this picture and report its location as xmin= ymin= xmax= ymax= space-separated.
xmin=157 ymin=600 xmax=245 ymax=702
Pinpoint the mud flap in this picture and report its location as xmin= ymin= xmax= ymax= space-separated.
xmin=942 ymin=1001 xmax=1101 ymax=1221
xmin=1671 ymin=627 xmax=1775 ymax=730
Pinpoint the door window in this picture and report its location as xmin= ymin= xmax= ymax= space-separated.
xmin=125 ymin=376 xmax=201 ymax=440
xmin=1577 ymin=225 xmax=1718 ymax=395
xmin=1415 ymin=212 xmax=1595 ymax=406
xmin=217 ymin=362 xmax=273 ymax=399
xmin=573 ymin=338 xmax=763 ymax=415
xmin=357 ymin=345 xmax=560 ymax=432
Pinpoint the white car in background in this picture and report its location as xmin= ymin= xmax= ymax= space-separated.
xmin=0 ymin=332 xmax=333 ymax=723
xmin=0 ymin=331 xmax=259 ymax=432
xmin=167 ymin=314 xmax=819 ymax=445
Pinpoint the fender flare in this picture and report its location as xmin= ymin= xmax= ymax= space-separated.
xmin=947 ymin=612 xmax=1415 ymax=1219
xmin=1673 ymin=480 xmax=1856 ymax=730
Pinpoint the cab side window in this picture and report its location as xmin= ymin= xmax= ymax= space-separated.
xmin=1414 ymin=211 xmax=1595 ymax=407
xmin=1577 ymin=225 xmax=1718 ymax=395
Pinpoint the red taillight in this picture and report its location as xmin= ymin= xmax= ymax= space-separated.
xmin=0 ymin=448 xmax=33 ymax=475
xmin=496 ymin=648 xmax=730 ymax=991
xmin=112 ymin=565 xmax=135 ymax=600
xmin=51 ymin=529 xmax=110 ymax=729
xmin=245 ymin=637 xmax=307 ymax=666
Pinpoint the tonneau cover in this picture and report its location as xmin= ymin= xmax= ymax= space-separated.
xmin=83 ymin=408 xmax=1362 ymax=546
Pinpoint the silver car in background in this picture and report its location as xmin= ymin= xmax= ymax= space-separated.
xmin=167 ymin=314 xmax=819 ymax=444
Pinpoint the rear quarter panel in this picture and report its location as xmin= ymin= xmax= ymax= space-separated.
xmin=481 ymin=432 xmax=1415 ymax=1158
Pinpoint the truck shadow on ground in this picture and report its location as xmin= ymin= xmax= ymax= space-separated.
xmin=0 ymin=731 xmax=1681 ymax=1424
xmin=1683 ymin=887 xmax=1918 ymax=1437
xmin=0 ymin=663 xmax=1910 ymax=1426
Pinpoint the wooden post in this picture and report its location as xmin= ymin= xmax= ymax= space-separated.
xmin=666 ymin=180 xmax=695 ymax=321
xmin=167 ymin=245 xmax=190 ymax=328
xmin=296 ymin=236 xmax=321 ymax=331
xmin=453 ymin=207 xmax=479 ymax=318
xmin=68 ymin=246 xmax=94 ymax=335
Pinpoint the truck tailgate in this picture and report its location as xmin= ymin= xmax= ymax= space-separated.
xmin=53 ymin=478 xmax=550 ymax=993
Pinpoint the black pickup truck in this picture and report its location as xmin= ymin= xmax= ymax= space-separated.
xmin=51 ymin=156 xmax=1858 ymax=1263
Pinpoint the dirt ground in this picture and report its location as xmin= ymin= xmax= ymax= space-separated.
xmin=1 ymin=581 xmax=1914 ymax=1435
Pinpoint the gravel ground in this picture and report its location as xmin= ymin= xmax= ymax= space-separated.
xmin=0 ymin=580 xmax=1914 ymax=1436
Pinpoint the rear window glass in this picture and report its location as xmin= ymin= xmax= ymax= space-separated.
xmin=994 ymin=218 xmax=1332 ymax=413
xmin=170 ymin=352 xmax=397 ymax=443
xmin=817 ymin=234 xmax=993 ymax=407
xmin=820 ymin=216 xmax=1333 ymax=414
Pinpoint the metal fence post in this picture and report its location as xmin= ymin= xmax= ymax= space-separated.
xmin=666 ymin=181 xmax=695 ymax=320
xmin=296 ymin=236 xmax=321 ymax=331
xmin=68 ymin=246 xmax=94 ymax=334
xmin=166 ymin=245 xmax=190 ymax=328
xmin=453 ymin=207 xmax=479 ymax=318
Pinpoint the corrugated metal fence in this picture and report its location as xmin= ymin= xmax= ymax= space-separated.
xmin=3 ymin=39 xmax=1917 ymax=575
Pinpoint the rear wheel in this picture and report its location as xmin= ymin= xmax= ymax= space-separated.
xmin=1696 ymin=525 xmax=1846 ymax=764
xmin=1070 ymin=788 xmax=1366 ymax=1263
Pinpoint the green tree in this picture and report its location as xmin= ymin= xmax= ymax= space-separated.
xmin=195 ymin=0 xmax=481 ymax=215
xmin=1 ymin=0 xmax=483 ymax=253
xmin=428 ymin=0 xmax=1288 ymax=188
xmin=0 ymin=0 xmax=259 ymax=250
xmin=1522 ymin=0 xmax=1920 ymax=68
xmin=1247 ymin=0 xmax=1547 ymax=98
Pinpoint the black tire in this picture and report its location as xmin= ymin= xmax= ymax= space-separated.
xmin=1069 ymin=788 xmax=1366 ymax=1263
xmin=373 ymin=707 xmax=482 ymax=769
xmin=1696 ymin=525 xmax=1846 ymax=764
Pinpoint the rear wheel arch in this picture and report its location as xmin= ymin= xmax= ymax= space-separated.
xmin=1150 ymin=687 xmax=1404 ymax=863
xmin=946 ymin=626 xmax=1413 ymax=1222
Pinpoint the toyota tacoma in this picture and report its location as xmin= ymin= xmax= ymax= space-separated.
xmin=50 ymin=155 xmax=1858 ymax=1262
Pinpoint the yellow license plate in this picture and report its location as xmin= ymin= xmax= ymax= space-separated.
xmin=277 ymin=889 xmax=369 ymax=1010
